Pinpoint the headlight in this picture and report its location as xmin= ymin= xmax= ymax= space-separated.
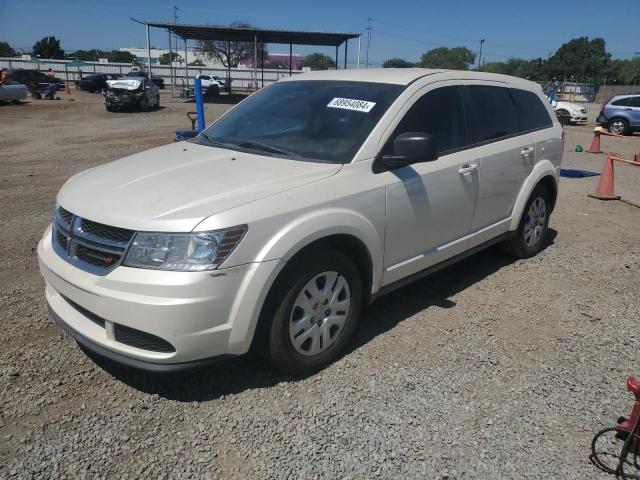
xmin=123 ymin=226 xmax=247 ymax=271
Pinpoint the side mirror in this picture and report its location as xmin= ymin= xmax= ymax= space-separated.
xmin=382 ymin=132 xmax=438 ymax=169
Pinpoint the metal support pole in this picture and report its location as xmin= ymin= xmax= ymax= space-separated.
xmin=194 ymin=77 xmax=205 ymax=132
xmin=335 ymin=45 xmax=339 ymax=70
xmin=344 ymin=39 xmax=348 ymax=69
xmin=227 ymin=40 xmax=231 ymax=91
xmin=357 ymin=36 xmax=361 ymax=69
xmin=145 ymin=23 xmax=152 ymax=80
xmin=168 ymin=29 xmax=174 ymax=97
xmin=261 ymin=41 xmax=264 ymax=88
xmin=184 ymin=38 xmax=189 ymax=95
xmin=253 ymin=34 xmax=257 ymax=90
xmin=289 ymin=43 xmax=292 ymax=75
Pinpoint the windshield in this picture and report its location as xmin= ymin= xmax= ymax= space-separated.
xmin=199 ymin=80 xmax=403 ymax=163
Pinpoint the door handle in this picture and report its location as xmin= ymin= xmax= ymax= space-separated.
xmin=458 ymin=163 xmax=478 ymax=174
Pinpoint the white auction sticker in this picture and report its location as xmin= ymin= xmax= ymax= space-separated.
xmin=327 ymin=97 xmax=376 ymax=113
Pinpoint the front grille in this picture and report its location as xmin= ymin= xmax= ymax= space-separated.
xmin=75 ymin=244 xmax=121 ymax=268
xmin=79 ymin=218 xmax=134 ymax=244
xmin=56 ymin=229 xmax=69 ymax=250
xmin=58 ymin=206 xmax=73 ymax=229
xmin=52 ymin=206 xmax=134 ymax=275
xmin=114 ymin=324 xmax=175 ymax=353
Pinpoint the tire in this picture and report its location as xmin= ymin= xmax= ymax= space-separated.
xmin=155 ymin=94 xmax=160 ymax=108
xmin=608 ymin=118 xmax=629 ymax=135
xmin=106 ymin=105 xmax=115 ymax=112
xmin=591 ymin=427 xmax=640 ymax=478
xmin=502 ymin=184 xmax=550 ymax=259
xmin=256 ymin=249 xmax=363 ymax=376
xmin=139 ymin=96 xmax=149 ymax=112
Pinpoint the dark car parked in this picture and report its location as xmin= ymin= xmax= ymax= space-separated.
xmin=104 ymin=77 xmax=160 ymax=112
xmin=124 ymin=71 xmax=165 ymax=89
xmin=79 ymin=73 xmax=122 ymax=93
xmin=597 ymin=94 xmax=640 ymax=135
xmin=8 ymin=68 xmax=66 ymax=89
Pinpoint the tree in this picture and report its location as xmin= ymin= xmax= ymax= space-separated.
xmin=0 ymin=41 xmax=17 ymax=57
xmin=158 ymin=51 xmax=183 ymax=65
xmin=383 ymin=58 xmax=415 ymax=68
xmin=32 ymin=36 xmax=64 ymax=59
xmin=545 ymin=37 xmax=610 ymax=82
xmin=197 ymin=21 xmax=267 ymax=68
xmin=300 ymin=53 xmax=336 ymax=71
xmin=70 ymin=49 xmax=135 ymax=63
xmin=418 ymin=47 xmax=475 ymax=70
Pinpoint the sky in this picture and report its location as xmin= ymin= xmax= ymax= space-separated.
xmin=1 ymin=0 xmax=639 ymax=65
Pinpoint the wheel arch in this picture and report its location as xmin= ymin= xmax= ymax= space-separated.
xmin=509 ymin=160 xmax=559 ymax=231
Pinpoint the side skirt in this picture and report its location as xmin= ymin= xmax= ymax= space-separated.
xmin=369 ymin=232 xmax=513 ymax=303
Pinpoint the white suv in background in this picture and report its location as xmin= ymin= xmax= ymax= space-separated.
xmin=38 ymin=69 xmax=563 ymax=375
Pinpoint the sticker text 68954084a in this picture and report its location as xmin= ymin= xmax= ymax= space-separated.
xmin=327 ymin=97 xmax=376 ymax=113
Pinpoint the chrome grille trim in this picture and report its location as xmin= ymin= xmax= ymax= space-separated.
xmin=52 ymin=206 xmax=134 ymax=275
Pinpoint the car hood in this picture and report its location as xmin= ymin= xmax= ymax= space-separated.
xmin=554 ymin=101 xmax=583 ymax=112
xmin=57 ymin=141 xmax=342 ymax=232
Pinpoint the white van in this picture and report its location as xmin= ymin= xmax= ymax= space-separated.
xmin=38 ymin=69 xmax=563 ymax=375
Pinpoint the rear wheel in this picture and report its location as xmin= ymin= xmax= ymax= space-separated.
xmin=608 ymin=118 xmax=629 ymax=135
xmin=502 ymin=185 xmax=550 ymax=258
xmin=257 ymin=250 xmax=362 ymax=376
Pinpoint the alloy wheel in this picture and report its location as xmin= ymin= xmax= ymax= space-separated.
xmin=288 ymin=271 xmax=351 ymax=356
xmin=524 ymin=197 xmax=547 ymax=247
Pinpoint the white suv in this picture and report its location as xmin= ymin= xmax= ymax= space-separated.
xmin=38 ymin=69 xmax=563 ymax=375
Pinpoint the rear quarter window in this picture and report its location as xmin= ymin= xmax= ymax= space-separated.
xmin=466 ymin=85 xmax=518 ymax=143
xmin=511 ymin=89 xmax=553 ymax=132
xmin=611 ymin=98 xmax=630 ymax=106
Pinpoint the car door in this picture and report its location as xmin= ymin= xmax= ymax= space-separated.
xmin=628 ymin=96 xmax=640 ymax=127
xmin=380 ymin=83 xmax=479 ymax=285
xmin=462 ymin=83 xmax=534 ymax=246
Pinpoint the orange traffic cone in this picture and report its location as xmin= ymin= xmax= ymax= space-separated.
xmin=588 ymin=153 xmax=620 ymax=200
xmin=588 ymin=129 xmax=602 ymax=154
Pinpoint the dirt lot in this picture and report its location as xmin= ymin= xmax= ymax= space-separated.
xmin=1 ymin=91 xmax=640 ymax=479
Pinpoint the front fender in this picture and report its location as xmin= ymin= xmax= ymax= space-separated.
xmin=509 ymin=159 xmax=559 ymax=231
xmin=255 ymin=208 xmax=384 ymax=293
xmin=224 ymin=208 xmax=384 ymax=355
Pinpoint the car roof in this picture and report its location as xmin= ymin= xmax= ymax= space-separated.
xmin=278 ymin=68 xmax=542 ymax=90
xmin=612 ymin=94 xmax=639 ymax=99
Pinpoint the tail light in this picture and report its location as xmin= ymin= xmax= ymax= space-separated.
xmin=600 ymin=97 xmax=612 ymax=115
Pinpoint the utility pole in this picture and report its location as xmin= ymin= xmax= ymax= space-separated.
xmin=174 ymin=6 xmax=179 ymax=63
xmin=478 ymin=39 xmax=485 ymax=71
xmin=365 ymin=18 xmax=372 ymax=68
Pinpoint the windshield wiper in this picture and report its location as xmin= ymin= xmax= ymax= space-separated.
xmin=195 ymin=134 xmax=232 ymax=148
xmin=236 ymin=140 xmax=293 ymax=156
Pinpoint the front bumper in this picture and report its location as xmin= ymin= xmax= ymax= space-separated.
xmin=570 ymin=113 xmax=587 ymax=124
xmin=38 ymin=224 xmax=282 ymax=370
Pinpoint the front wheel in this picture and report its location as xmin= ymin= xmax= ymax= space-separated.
xmin=257 ymin=250 xmax=362 ymax=376
xmin=502 ymin=185 xmax=550 ymax=258
xmin=591 ymin=427 xmax=640 ymax=478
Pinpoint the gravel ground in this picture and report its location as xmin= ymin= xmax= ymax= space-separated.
xmin=1 ymin=92 xmax=640 ymax=479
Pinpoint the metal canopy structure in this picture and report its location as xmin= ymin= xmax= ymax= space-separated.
xmin=144 ymin=22 xmax=360 ymax=47
xmin=134 ymin=20 xmax=362 ymax=95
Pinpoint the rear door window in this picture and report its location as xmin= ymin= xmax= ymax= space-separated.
xmin=628 ymin=97 xmax=640 ymax=108
xmin=388 ymin=85 xmax=467 ymax=155
xmin=511 ymin=89 xmax=553 ymax=132
xmin=465 ymin=85 xmax=518 ymax=143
